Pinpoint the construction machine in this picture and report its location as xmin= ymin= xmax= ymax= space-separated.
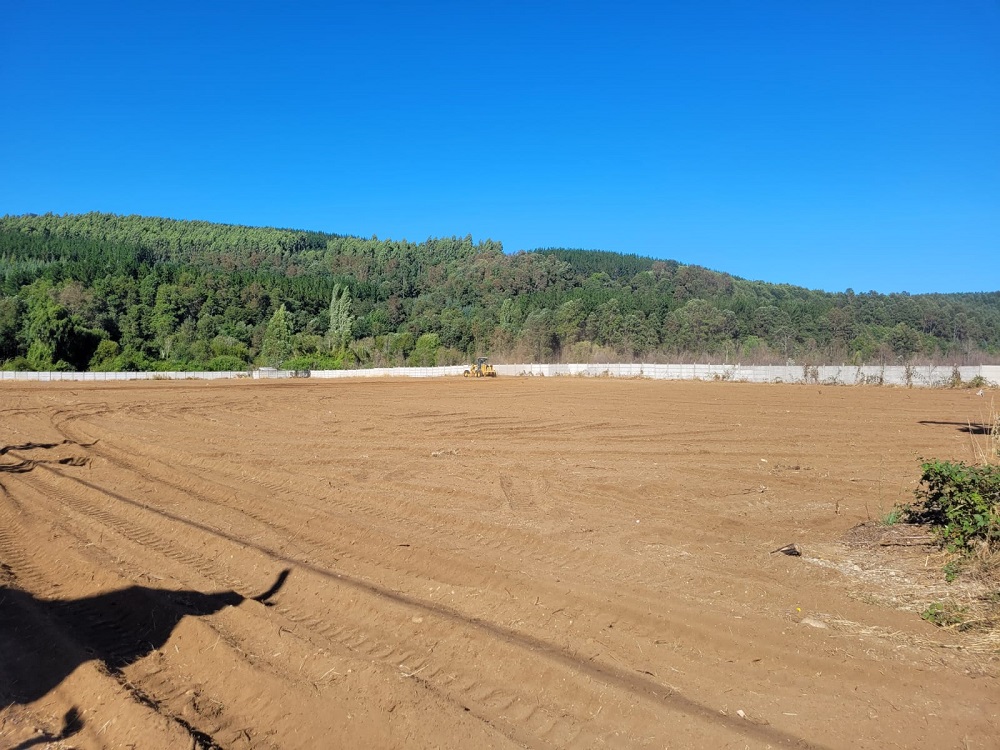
xmin=463 ymin=357 xmax=497 ymax=378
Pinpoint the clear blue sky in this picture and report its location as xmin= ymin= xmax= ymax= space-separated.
xmin=2 ymin=1 xmax=998 ymax=294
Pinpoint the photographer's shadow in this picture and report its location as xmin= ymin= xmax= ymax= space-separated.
xmin=0 ymin=570 xmax=290 ymax=713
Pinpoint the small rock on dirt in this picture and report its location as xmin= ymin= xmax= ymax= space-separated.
xmin=799 ymin=617 xmax=828 ymax=629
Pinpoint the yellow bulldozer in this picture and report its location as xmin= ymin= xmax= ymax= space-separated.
xmin=463 ymin=357 xmax=497 ymax=378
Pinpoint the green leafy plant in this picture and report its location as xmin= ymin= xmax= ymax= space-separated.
xmin=943 ymin=560 xmax=962 ymax=583
xmin=920 ymin=602 xmax=967 ymax=627
xmin=881 ymin=507 xmax=903 ymax=526
xmin=902 ymin=460 xmax=1000 ymax=552
xmin=968 ymin=375 xmax=988 ymax=389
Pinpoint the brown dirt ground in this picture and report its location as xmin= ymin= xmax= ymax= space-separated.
xmin=0 ymin=378 xmax=997 ymax=749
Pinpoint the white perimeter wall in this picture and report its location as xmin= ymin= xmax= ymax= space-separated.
xmin=313 ymin=363 xmax=999 ymax=386
xmin=0 ymin=370 xmax=251 ymax=382
xmin=1 ymin=364 xmax=998 ymax=386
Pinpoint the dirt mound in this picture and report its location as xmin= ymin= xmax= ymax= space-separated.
xmin=1 ymin=379 xmax=997 ymax=748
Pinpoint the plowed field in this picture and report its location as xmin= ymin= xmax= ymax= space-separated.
xmin=1 ymin=378 xmax=997 ymax=749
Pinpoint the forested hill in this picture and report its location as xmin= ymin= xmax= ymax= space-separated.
xmin=0 ymin=212 xmax=997 ymax=372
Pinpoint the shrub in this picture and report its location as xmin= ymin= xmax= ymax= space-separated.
xmin=902 ymin=460 xmax=1000 ymax=551
xmin=0 ymin=356 xmax=33 ymax=371
xmin=283 ymin=353 xmax=348 ymax=371
xmin=108 ymin=348 xmax=154 ymax=372
xmin=205 ymin=355 xmax=249 ymax=372
xmin=920 ymin=602 xmax=967 ymax=627
xmin=88 ymin=339 xmax=121 ymax=370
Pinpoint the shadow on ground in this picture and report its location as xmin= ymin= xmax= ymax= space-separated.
xmin=918 ymin=420 xmax=993 ymax=435
xmin=0 ymin=570 xmax=289 ymax=744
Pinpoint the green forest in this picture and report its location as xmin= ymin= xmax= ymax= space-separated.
xmin=1 ymin=212 xmax=998 ymax=372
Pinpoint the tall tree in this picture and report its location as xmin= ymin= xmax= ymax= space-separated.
xmin=259 ymin=304 xmax=292 ymax=367
xmin=327 ymin=283 xmax=353 ymax=352
xmin=0 ymin=296 xmax=23 ymax=361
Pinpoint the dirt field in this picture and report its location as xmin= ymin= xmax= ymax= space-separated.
xmin=1 ymin=378 xmax=997 ymax=749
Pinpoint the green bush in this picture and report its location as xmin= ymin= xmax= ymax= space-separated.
xmin=108 ymin=348 xmax=155 ymax=372
xmin=920 ymin=602 xmax=967 ymax=627
xmin=283 ymin=353 xmax=347 ymax=371
xmin=152 ymin=359 xmax=203 ymax=372
xmin=902 ymin=460 xmax=1000 ymax=551
xmin=0 ymin=356 xmax=33 ymax=371
xmin=205 ymin=355 xmax=249 ymax=372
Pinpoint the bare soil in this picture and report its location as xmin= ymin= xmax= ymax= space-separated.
xmin=1 ymin=378 xmax=997 ymax=749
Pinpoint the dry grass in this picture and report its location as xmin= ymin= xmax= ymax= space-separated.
xmin=968 ymin=400 xmax=1000 ymax=631
xmin=835 ymin=523 xmax=1000 ymax=655
xmin=991 ymin=404 xmax=1000 ymax=463
xmin=822 ymin=614 xmax=1000 ymax=660
xmin=967 ymin=544 xmax=1000 ymax=601
xmin=971 ymin=397 xmax=1000 ymax=466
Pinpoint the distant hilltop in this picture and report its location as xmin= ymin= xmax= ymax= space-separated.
xmin=1 ymin=212 xmax=998 ymax=372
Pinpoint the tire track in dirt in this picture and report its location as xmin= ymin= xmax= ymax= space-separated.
xmin=52 ymin=412 xmax=667 ymax=599
xmin=13 ymin=469 xmax=255 ymax=593
xmin=6 ymin=440 xmax=584 ymax=746
xmin=16 ymin=451 xmax=829 ymax=749
xmin=12 ymin=445 xmax=595 ymax=746
xmin=2 ymin=444 xmax=344 ymax=749
xmin=4 ymin=468 xmax=402 ymax=749
xmin=51 ymin=409 xmax=777 ymax=680
xmin=45 ymin=396 xmax=851 ymax=746
xmin=12 ymin=460 xmax=587 ymax=747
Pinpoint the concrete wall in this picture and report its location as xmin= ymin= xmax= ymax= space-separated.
xmin=1 ymin=364 xmax=997 ymax=386
xmin=311 ymin=366 xmax=467 ymax=379
xmin=491 ymin=363 xmax=993 ymax=387
xmin=0 ymin=370 xmax=249 ymax=382
xmin=313 ymin=363 xmax=998 ymax=386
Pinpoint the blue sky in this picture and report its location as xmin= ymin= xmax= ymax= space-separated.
xmin=2 ymin=1 xmax=998 ymax=294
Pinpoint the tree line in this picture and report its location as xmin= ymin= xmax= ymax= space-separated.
xmin=1 ymin=212 xmax=997 ymax=372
